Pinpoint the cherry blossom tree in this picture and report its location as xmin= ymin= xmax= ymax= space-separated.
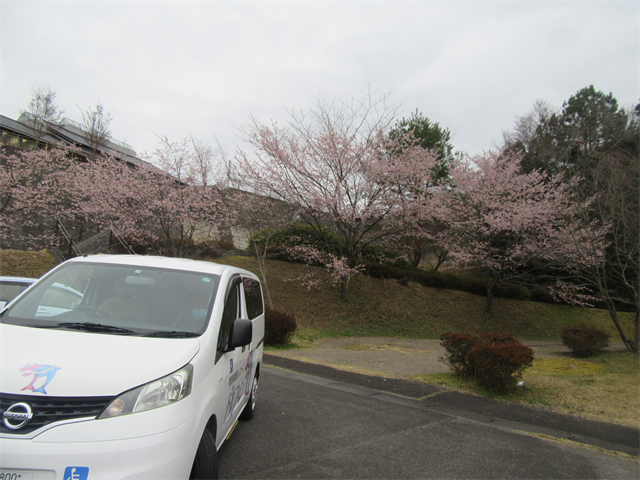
xmin=436 ymin=150 xmax=598 ymax=314
xmin=71 ymin=137 xmax=228 ymax=258
xmin=236 ymin=92 xmax=438 ymax=301
xmin=0 ymin=145 xmax=76 ymax=248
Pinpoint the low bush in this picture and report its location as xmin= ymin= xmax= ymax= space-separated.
xmin=467 ymin=332 xmax=534 ymax=392
xmin=530 ymin=286 xmax=557 ymax=304
xmin=365 ymin=263 xmax=530 ymax=301
xmin=561 ymin=325 xmax=610 ymax=357
xmin=192 ymin=238 xmax=234 ymax=258
xmin=249 ymin=223 xmax=340 ymax=262
xmin=478 ymin=331 xmax=520 ymax=345
xmin=440 ymin=331 xmax=534 ymax=393
xmin=249 ymin=223 xmax=399 ymax=266
xmin=439 ymin=332 xmax=479 ymax=377
xmin=264 ymin=306 xmax=298 ymax=345
xmin=212 ymin=238 xmax=235 ymax=251
xmin=495 ymin=283 xmax=531 ymax=301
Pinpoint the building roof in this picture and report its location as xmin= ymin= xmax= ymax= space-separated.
xmin=1 ymin=113 xmax=173 ymax=178
xmin=1 ymin=113 xmax=140 ymax=164
xmin=0 ymin=114 xmax=60 ymax=145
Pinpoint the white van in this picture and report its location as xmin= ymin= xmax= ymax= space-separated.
xmin=0 ymin=255 xmax=265 ymax=479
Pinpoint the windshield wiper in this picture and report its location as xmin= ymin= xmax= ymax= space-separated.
xmin=142 ymin=330 xmax=200 ymax=338
xmin=28 ymin=322 xmax=135 ymax=334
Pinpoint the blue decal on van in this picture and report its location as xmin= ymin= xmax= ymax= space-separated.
xmin=20 ymin=364 xmax=61 ymax=394
xmin=64 ymin=466 xmax=89 ymax=480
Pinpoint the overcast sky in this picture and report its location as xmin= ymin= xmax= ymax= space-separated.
xmin=1 ymin=1 xmax=637 ymax=162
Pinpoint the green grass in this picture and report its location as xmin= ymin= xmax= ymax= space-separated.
xmin=216 ymin=256 xmax=635 ymax=342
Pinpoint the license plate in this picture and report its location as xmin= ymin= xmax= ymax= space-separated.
xmin=0 ymin=471 xmax=34 ymax=480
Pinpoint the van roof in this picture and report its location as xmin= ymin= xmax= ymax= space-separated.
xmin=63 ymin=255 xmax=249 ymax=278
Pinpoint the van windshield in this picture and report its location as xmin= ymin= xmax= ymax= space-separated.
xmin=1 ymin=263 xmax=220 ymax=337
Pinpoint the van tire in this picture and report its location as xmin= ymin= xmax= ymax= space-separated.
xmin=190 ymin=429 xmax=218 ymax=479
xmin=240 ymin=374 xmax=258 ymax=420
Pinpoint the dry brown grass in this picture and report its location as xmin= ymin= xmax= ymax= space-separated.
xmin=520 ymin=352 xmax=640 ymax=427
xmin=416 ymin=351 xmax=639 ymax=428
xmin=0 ymin=249 xmax=57 ymax=278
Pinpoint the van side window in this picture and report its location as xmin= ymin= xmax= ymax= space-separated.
xmin=242 ymin=278 xmax=263 ymax=320
xmin=217 ymin=280 xmax=241 ymax=352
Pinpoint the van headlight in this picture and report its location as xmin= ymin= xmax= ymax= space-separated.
xmin=99 ymin=364 xmax=193 ymax=419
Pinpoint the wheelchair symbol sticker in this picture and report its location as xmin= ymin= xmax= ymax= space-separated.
xmin=64 ymin=466 xmax=89 ymax=480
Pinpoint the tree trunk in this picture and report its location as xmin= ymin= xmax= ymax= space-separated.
xmin=432 ymin=249 xmax=449 ymax=272
xmin=485 ymin=280 xmax=496 ymax=314
xmin=603 ymin=298 xmax=635 ymax=352
xmin=408 ymin=237 xmax=422 ymax=267
xmin=340 ymin=276 xmax=349 ymax=301
xmin=255 ymin=241 xmax=273 ymax=309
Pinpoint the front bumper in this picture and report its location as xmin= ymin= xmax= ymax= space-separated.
xmin=0 ymin=399 xmax=200 ymax=480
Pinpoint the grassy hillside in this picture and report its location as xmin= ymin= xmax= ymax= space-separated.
xmin=1 ymin=250 xmax=634 ymax=342
xmin=220 ymin=256 xmax=635 ymax=342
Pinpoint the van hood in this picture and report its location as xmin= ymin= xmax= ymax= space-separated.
xmin=0 ymin=324 xmax=200 ymax=397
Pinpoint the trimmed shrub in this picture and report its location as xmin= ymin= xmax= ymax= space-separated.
xmin=466 ymin=336 xmax=534 ymax=393
xmin=530 ymin=286 xmax=558 ymax=304
xmin=439 ymin=332 xmax=479 ymax=377
xmin=495 ymin=283 xmax=531 ymax=301
xmin=440 ymin=331 xmax=534 ymax=393
xmin=561 ymin=325 xmax=610 ymax=357
xmin=477 ymin=331 xmax=520 ymax=345
xmin=264 ymin=306 xmax=298 ymax=345
xmin=249 ymin=223 xmax=399 ymax=265
xmin=249 ymin=223 xmax=340 ymax=263
xmin=364 ymin=263 xmax=531 ymax=301
xmin=361 ymin=244 xmax=400 ymax=264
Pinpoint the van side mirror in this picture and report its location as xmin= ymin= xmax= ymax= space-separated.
xmin=227 ymin=318 xmax=252 ymax=350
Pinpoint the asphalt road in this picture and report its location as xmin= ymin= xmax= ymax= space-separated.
xmin=218 ymin=366 xmax=639 ymax=479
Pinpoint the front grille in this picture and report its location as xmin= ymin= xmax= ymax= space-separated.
xmin=0 ymin=392 xmax=115 ymax=435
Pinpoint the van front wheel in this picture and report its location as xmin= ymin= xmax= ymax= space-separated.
xmin=190 ymin=429 xmax=218 ymax=480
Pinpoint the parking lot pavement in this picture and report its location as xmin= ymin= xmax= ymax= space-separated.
xmin=218 ymin=366 xmax=640 ymax=479
xmin=264 ymin=355 xmax=639 ymax=456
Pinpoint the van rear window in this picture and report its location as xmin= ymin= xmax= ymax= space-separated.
xmin=242 ymin=278 xmax=263 ymax=320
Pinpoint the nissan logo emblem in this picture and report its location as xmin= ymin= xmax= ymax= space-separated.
xmin=2 ymin=402 xmax=33 ymax=430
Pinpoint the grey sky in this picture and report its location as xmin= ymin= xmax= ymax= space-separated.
xmin=1 ymin=1 xmax=637 ymax=161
